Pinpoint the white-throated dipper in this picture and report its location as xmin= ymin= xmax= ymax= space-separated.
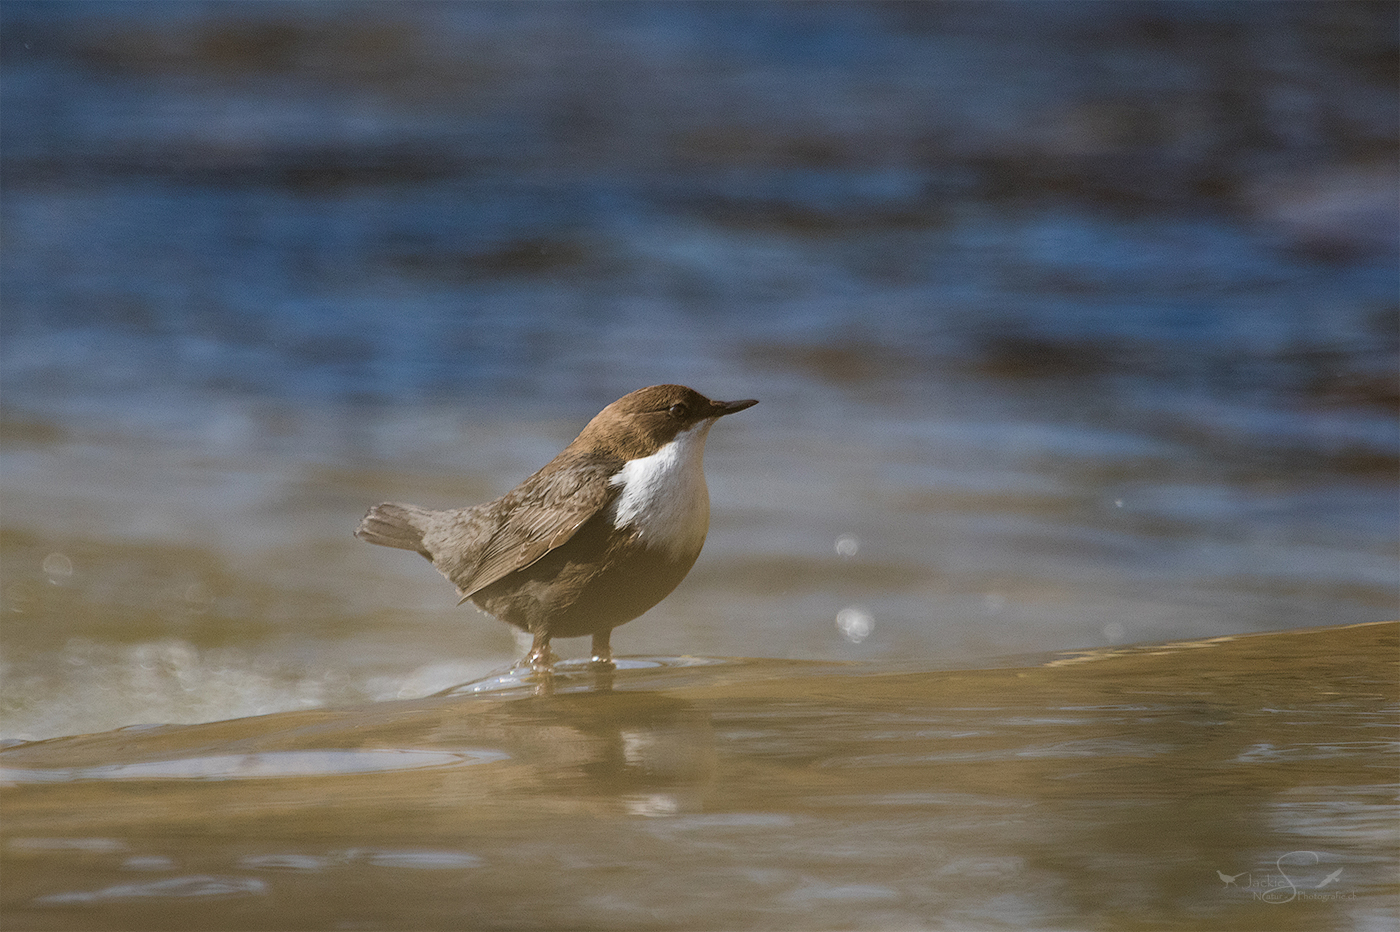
xmin=356 ymin=385 xmax=757 ymax=668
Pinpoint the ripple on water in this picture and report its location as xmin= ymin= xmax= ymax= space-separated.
xmin=0 ymin=748 xmax=507 ymax=783
xmin=6 ymin=837 xmax=126 ymax=853
xmin=234 ymin=850 xmax=483 ymax=872
xmin=121 ymin=856 xmax=178 ymax=871
xmin=437 ymin=655 xmax=733 ymax=698
xmin=36 ymin=875 xmax=268 ymax=904
xmin=343 ymin=849 xmax=483 ymax=869
xmin=237 ymin=854 xmax=335 ymax=872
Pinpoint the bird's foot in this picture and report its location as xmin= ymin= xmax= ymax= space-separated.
xmin=524 ymin=646 xmax=560 ymax=671
xmin=589 ymin=631 xmax=614 ymax=669
xmin=523 ymin=624 xmax=560 ymax=668
xmin=521 ymin=630 xmax=560 ymax=672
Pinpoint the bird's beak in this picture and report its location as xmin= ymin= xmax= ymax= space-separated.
xmin=712 ymin=398 xmax=758 ymax=417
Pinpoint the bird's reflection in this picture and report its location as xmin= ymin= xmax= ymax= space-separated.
xmin=502 ymin=689 xmax=716 ymax=814
xmin=429 ymin=658 xmax=718 ymax=815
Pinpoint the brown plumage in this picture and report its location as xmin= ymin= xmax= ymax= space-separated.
xmin=356 ymin=385 xmax=756 ymax=667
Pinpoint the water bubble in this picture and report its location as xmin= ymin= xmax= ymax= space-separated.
xmin=834 ymin=535 xmax=860 ymax=557
xmin=836 ymin=608 xmax=873 ymax=643
xmin=1102 ymin=622 xmax=1126 ymax=643
xmin=982 ymin=593 xmax=1007 ymax=615
xmin=41 ymin=552 xmax=73 ymax=583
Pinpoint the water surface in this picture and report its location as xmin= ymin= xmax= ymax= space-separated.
xmin=3 ymin=622 xmax=1395 ymax=930
xmin=1 ymin=7 xmax=1396 ymax=926
xmin=2 ymin=1 xmax=1395 ymax=737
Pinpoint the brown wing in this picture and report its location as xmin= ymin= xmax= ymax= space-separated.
xmin=421 ymin=456 xmax=619 ymax=600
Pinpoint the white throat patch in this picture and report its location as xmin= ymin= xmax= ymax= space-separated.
xmin=608 ymin=419 xmax=714 ymax=558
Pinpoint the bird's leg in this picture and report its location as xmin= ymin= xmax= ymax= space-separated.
xmin=589 ymin=629 xmax=614 ymax=668
xmin=589 ymin=628 xmax=616 ymax=691
xmin=524 ymin=631 xmax=558 ymax=670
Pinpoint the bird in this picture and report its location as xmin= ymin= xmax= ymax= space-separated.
xmin=356 ymin=385 xmax=757 ymax=669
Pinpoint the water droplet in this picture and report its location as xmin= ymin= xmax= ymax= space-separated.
xmin=836 ymin=608 xmax=873 ymax=643
xmin=834 ymin=535 xmax=860 ymax=557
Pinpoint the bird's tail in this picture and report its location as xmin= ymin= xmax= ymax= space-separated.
xmin=355 ymin=503 xmax=433 ymax=556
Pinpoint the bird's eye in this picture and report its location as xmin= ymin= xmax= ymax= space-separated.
xmin=668 ymin=403 xmax=689 ymax=419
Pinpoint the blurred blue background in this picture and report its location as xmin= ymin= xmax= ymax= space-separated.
xmin=2 ymin=0 xmax=1396 ymax=740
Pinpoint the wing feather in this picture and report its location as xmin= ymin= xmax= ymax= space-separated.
xmin=421 ymin=456 xmax=618 ymax=599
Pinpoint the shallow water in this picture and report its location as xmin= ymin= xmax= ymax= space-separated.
xmin=3 ymin=622 xmax=1396 ymax=930
xmin=1 ymin=6 xmax=1397 ymax=927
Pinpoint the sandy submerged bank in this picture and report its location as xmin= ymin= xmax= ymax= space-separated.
xmin=2 ymin=621 xmax=1395 ymax=930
